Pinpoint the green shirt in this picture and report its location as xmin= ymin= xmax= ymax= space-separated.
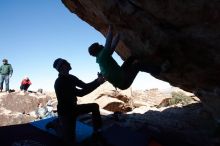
xmin=0 ymin=64 xmax=13 ymax=76
xmin=96 ymin=48 xmax=124 ymax=88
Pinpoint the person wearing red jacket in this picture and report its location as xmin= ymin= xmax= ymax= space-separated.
xmin=20 ymin=76 xmax=31 ymax=92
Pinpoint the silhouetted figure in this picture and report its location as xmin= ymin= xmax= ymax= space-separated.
xmin=53 ymin=58 xmax=105 ymax=145
xmin=89 ymin=25 xmax=164 ymax=90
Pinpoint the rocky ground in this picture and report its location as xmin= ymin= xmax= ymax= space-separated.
xmin=0 ymin=82 xmax=219 ymax=146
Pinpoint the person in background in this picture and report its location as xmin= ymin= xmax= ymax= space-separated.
xmin=0 ymin=59 xmax=13 ymax=93
xmin=20 ymin=76 xmax=32 ymax=92
xmin=53 ymin=58 xmax=105 ymax=145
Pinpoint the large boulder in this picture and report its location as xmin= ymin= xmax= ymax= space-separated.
xmin=0 ymin=92 xmax=52 ymax=126
xmin=61 ymin=0 xmax=220 ymax=120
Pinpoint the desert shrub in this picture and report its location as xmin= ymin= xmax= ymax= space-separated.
xmin=170 ymin=91 xmax=193 ymax=105
xmin=157 ymin=91 xmax=194 ymax=108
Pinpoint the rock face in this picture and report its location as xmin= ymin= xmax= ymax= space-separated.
xmin=0 ymin=92 xmax=54 ymax=126
xmin=61 ymin=0 xmax=220 ymax=120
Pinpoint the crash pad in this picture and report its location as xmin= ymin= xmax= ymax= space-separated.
xmin=0 ymin=117 xmax=93 ymax=146
xmin=31 ymin=116 xmax=93 ymax=142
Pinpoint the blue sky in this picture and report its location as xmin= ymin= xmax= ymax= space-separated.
xmin=0 ymin=0 xmax=171 ymax=91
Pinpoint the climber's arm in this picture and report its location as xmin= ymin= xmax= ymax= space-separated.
xmin=104 ymin=25 xmax=113 ymax=51
xmin=109 ymin=33 xmax=120 ymax=55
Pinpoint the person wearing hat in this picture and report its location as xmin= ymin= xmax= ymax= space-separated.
xmin=0 ymin=59 xmax=13 ymax=92
xmin=53 ymin=58 xmax=105 ymax=145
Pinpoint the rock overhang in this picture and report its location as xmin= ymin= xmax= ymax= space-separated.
xmin=61 ymin=0 xmax=220 ymax=120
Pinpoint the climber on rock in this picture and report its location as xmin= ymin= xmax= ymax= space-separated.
xmin=88 ymin=25 xmax=169 ymax=90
